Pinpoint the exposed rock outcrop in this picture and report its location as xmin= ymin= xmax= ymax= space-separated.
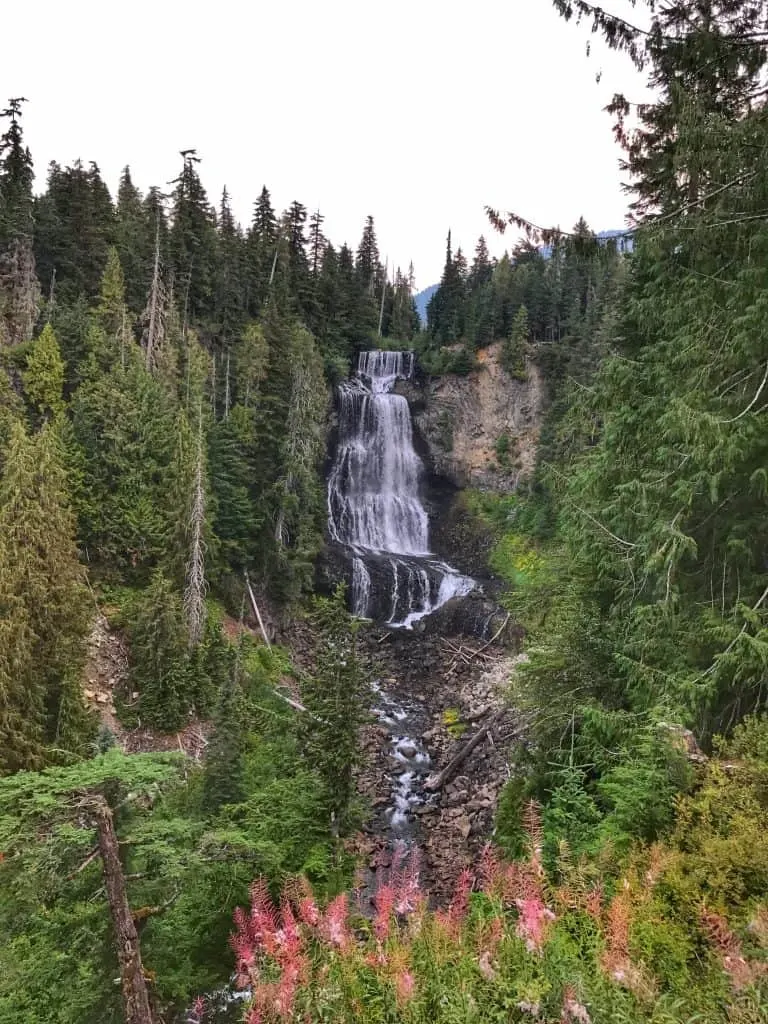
xmin=405 ymin=342 xmax=545 ymax=492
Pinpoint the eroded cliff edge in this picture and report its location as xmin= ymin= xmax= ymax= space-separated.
xmin=401 ymin=342 xmax=545 ymax=494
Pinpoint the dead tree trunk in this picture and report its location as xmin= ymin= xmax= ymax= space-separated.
xmin=424 ymin=709 xmax=506 ymax=793
xmin=89 ymin=794 xmax=155 ymax=1024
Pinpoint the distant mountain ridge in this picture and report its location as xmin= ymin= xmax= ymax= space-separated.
xmin=414 ymin=229 xmax=632 ymax=325
xmin=414 ymin=284 xmax=438 ymax=324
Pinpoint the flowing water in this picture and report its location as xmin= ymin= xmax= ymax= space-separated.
xmin=328 ymin=351 xmax=477 ymax=844
xmin=194 ymin=353 xmax=474 ymax=1018
xmin=328 ymin=350 xmax=474 ymax=629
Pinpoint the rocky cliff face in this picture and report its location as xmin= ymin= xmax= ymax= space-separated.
xmin=406 ymin=342 xmax=545 ymax=492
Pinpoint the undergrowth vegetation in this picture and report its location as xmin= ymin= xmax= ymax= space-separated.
xmin=225 ymin=754 xmax=768 ymax=1023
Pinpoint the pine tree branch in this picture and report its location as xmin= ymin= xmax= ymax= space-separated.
xmin=693 ymin=582 xmax=768 ymax=683
xmin=717 ymin=361 xmax=768 ymax=423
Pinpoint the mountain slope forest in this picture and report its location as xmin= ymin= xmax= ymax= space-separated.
xmin=1 ymin=0 xmax=768 ymax=1022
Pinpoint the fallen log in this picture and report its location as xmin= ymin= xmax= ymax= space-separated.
xmin=424 ymin=708 xmax=505 ymax=793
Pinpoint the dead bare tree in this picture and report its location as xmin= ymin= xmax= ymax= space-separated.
xmin=83 ymin=793 xmax=156 ymax=1024
xmin=184 ymin=404 xmax=207 ymax=646
xmin=142 ymin=221 xmax=165 ymax=371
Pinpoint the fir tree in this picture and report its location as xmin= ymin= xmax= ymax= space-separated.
xmin=300 ymin=585 xmax=367 ymax=833
xmin=0 ymin=98 xmax=40 ymax=347
xmin=70 ymin=357 xmax=179 ymax=571
xmin=201 ymin=631 xmax=244 ymax=812
xmin=470 ymin=235 xmax=492 ymax=288
xmin=95 ymin=246 xmax=134 ymax=370
xmin=0 ymin=421 xmax=89 ymax=772
xmin=501 ymin=303 xmax=529 ymax=380
xmin=169 ymin=150 xmax=217 ymax=322
xmin=282 ymin=200 xmax=310 ymax=312
xmin=213 ymin=187 xmax=245 ymax=344
xmin=245 ymin=185 xmax=278 ymax=314
xmin=356 ymin=215 xmax=380 ymax=293
xmin=22 ymin=323 xmax=66 ymax=419
xmin=308 ymin=209 xmax=327 ymax=277
xmin=114 ymin=167 xmax=151 ymax=312
xmin=129 ymin=569 xmax=190 ymax=731
xmin=34 ymin=159 xmax=116 ymax=302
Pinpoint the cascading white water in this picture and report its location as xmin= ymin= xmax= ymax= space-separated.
xmin=328 ymin=351 xmax=474 ymax=628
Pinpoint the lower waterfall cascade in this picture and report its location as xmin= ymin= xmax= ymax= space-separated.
xmin=327 ymin=350 xmax=474 ymax=628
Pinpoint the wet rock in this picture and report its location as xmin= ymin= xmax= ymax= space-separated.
xmin=416 ymin=592 xmax=520 ymax=643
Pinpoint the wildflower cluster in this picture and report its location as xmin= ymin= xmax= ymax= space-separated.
xmin=218 ymin=815 xmax=767 ymax=1023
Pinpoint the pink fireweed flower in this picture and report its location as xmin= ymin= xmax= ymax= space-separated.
xmin=392 ymin=846 xmax=423 ymax=916
xmin=561 ymin=989 xmax=591 ymax=1024
xmin=374 ymin=883 xmax=395 ymax=942
xmin=320 ymin=893 xmax=351 ymax=950
xmin=394 ymin=969 xmax=416 ymax=1005
xmin=701 ymin=908 xmax=768 ymax=992
xmin=479 ymin=843 xmax=504 ymax=898
xmin=186 ymin=996 xmax=206 ymax=1023
xmin=515 ymin=894 xmax=556 ymax=953
xmin=447 ymin=868 xmax=474 ymax=924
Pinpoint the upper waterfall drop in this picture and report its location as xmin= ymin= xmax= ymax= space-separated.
xmin=327 ymin=350 xmax=474 ymax=628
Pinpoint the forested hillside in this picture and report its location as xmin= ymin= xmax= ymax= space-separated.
xmin=0 ymin=98 xmax=419 ymax=1023
xmin=2 ymin=0 xmax=768 ymax=1022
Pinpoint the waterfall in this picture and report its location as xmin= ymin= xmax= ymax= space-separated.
xmin=328 ymin=351 xmax=474 ymax=628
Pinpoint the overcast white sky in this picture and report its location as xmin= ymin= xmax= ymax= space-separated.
xmin=3 ymin=0 xmax=645 ymax=288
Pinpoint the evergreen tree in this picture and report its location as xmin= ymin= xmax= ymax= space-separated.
xmin=501 ymin=304 xmax=529 ymax=380
xmin=269 ymin=323 xmax=327 ymax=602
xmin=388 ymin=267 xmax=419 ymax=341
xmin=427 ymin=230 xmax=465 ymax=343
xmin=0 ymin=421 xmax=89 ymax=772
xmin=129 ymin=568 xmax=190 ymax=731
xmin=282 ymin=200 xmax=310 ymax=312
xmin=470 ymin=235 xmax=492 ymax=288
xmin=114 ymin=167 xmax=152 ymax=312
xmin=94 ymin=246 xmax=134 ymax=370
xmin=168 ymin=150 xmax=217 ymax=323
xmin=355 ymin=215 xmax=380 ymax=294
xmin=22 ymin=323 xmax=66 ymax=420
xmin=245 ymin=186 xmax=278 ymax=314
xmin=300 ymin=585 xmax=366 ymax=832
xmin=202 ymin=633 xmax=244 ymax=812
xmin=34 ymin=160 xmax=115 ymax=302
xmin=308 ymin=209 xmax=327 ymax=277
xmin=0 ymin=98 xmax=40 ymax=347
xmin=213 ymin=187 xmax=245 ymax=344
xmin=70 ymin=356 xmax=179 ymax=571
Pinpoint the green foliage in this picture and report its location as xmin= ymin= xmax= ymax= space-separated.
xmin=22 ymin=323 xmax=65 ymax=418
xmin=0 ymin=420 xmax=90 ymax=773
xmin=300 ymin=585 xmax=368 ymax=832
xmin=228 ymin=789 xmax=768 ymax=1023
xmin=501 ymin=303 xmax=529 ymax=380
xmin=127 ymin=569 xmax=191 ymax=731
xmin=70 ymin=356 xmax=179 ymax=573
